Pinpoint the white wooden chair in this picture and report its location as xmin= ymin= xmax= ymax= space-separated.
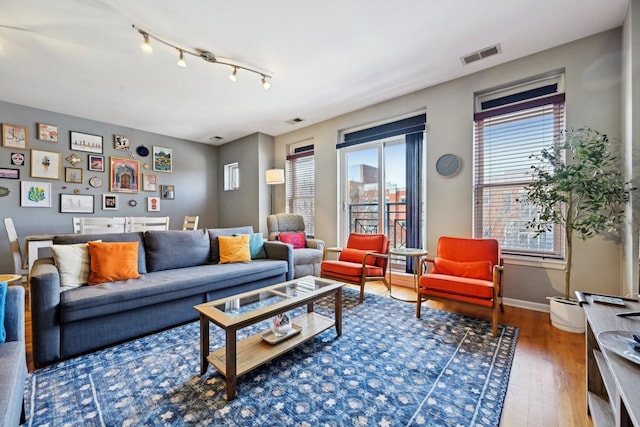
xmin=72 ymin=217 xmax=81 ymax=233
xmin=127 ymin=216 xmax=170 ymax=232
xmin=79 ymin=217 xmax=127 ymax=234
xmin=2 ymin=218 xmax=28 ymax=287
xmin=182 ymin=216 xmax=199 ymax=230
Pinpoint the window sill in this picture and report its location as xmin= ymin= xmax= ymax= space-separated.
xmin=503 ymin=255 xmax=565 ymax=270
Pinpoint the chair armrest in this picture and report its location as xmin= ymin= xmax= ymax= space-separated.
xmin=306 ymin=238 xmax=325 ymax=252
xmin=322 ymin=247 xmax=342 ymax=261
xmin=4 ymin=285 xmax=25 ymax=342
xmin=361 ymin=251 xmax=388 ymax=267
xmin=263 ymin=241 xmax=294 ymax=281
xmin=418 ymin=256 xmax=435 ymax=278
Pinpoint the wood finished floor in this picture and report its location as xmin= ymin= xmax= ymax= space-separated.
xmin=23 ymin=280 xmax=590 ymax=427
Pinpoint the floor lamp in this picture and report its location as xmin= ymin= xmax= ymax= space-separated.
xmin=265 ymin=168 xmax=285 ymax=215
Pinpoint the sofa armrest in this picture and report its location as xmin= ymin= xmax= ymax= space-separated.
xmin=306 ymin=238 xmax=325 ymax=252
xmin=4 ymin=285 xmax=25 ymax=342
xmin=30 ymin=258 xmax=62 ymax=367
xmin=263 ymin=241 xmax=294 ymax=281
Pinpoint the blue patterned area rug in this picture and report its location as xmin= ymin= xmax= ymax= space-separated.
xmin=25 ymin=288 xmax=518 ymax=426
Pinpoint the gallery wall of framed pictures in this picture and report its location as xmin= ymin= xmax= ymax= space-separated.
xmin=1 ymin=119 xmax=178 ymax=214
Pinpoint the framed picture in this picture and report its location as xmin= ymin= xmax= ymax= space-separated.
xmin=60 ymin=194 xmax=94 ymax=213
xmin=10 ymin=152 xmax=25 ymax=166
xmin=0 ymin=168 xmax=19 ymax=179
xmin=31 ymin=149 xmax=61 ymax=180
xmin=21 ymin=181 xmax=52 ymax=207
xmin=153 ymin=146 xmax=172 ymax=172
xmin=2 ymin=123 xmax=28 ymax=150
xmin=102 ymin=194 xmax=118 ymax=210
xmin=147 ymin=196 xmax=161 ymax=212
xmin=65 ymin=167 xmax=83 ymax=183
xmin=142 ymin=173 xmax=157 ymax=192
xmin=114 ymin=135 xmax=129 ymax=150
xmin=38 ymin=123 xmax=58 ymax=142
xmin=70 ymin=131 xmax=103 ymax=153
xmin=88 ymin=154 xmax=105 ymax=172
xmin=110 ymin=156 xmax=140 ymax=193
xmin=160 ymin=184 xmax=175 ymax=199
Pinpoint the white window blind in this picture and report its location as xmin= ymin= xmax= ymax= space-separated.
xmin=473 ymin=94 xmax=565 ymax=258
xmin=286 ymin=147 xmax=315 ymax=236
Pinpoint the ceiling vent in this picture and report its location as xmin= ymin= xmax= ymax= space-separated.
xmin=461 ymin=44 xmax=502 ymax=65
xmin=286 ymin=117 xmax=305 ymax=125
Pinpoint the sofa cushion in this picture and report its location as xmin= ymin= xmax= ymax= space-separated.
xmin=59 ymin=260 xmax=288 ymax=323
xmin=339 ymin=248 xmax=377 ymax=266
xmin=431 ymin=257 xmax=492 ymax=281
xmin=208 ymin=226 xmax=254 ymax=263
xmin=248 ymin=233 xmax=267 ymax=259
xmin=218 ymin=235 xmax=251 ymax=264
xmin=144 ymin=229 xmax=210 ymax=272
xmin=88 ymin=241 xmax=141 ymax=285
xmin=54 ymin=232 xmax=147 ymax=274
xmin=0 ymin=282 xmax=5 ymax=343
xmin=51 ymin=242 xmax=99 ymax=290
xmin=278 ymin=232 xmax=306 ymax=249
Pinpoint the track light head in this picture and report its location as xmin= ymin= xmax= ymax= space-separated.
xmin=140 ymin=32 xmax=153 ymax=53
xmin=229 ymin=67 xmax=238 ymax=82
xmin=262 ymin=76 xmax=271 ymax=90
xmin=177 ymin=49 xmax=187 ymax=67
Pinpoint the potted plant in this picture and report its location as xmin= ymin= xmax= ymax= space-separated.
xmin=521 ymin=127 xmax=632 ymax=333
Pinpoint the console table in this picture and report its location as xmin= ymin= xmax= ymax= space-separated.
xmin=584 ymin=296 xmax=640 ymax=426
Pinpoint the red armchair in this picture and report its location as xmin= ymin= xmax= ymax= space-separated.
xmin=320 ymin=233 xmax=390 ymax=303
xmin=416 ymin=236 xmax=504 ymax=337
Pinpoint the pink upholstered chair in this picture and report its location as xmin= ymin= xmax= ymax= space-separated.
xmin=320 ymin=233 xmax=389 ymax=303
xmin=416 ymin=236 xmax=504 ymax=336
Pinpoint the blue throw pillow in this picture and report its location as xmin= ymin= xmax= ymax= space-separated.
xmin=0 ymin=282 xmax=7 ymax=343
xmin=249 ymin=233 xmax=267 ymax=259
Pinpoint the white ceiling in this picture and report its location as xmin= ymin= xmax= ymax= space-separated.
xmin=0 ymin=0 xmax=630 ymax=145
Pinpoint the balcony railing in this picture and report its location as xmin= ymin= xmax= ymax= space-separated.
xmin=348 ymin=202 xmax=406 ymax=250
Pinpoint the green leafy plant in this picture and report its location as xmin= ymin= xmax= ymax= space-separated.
xmin=521 ymin=127 xmax=633 ymax=300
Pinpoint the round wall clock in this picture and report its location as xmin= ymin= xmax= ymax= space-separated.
xmin=128 ymin=199 xmax=138 ymax=207
xmin=88 ymin=177 xmax=103 ymax=188
xmin=435 ymin=154 xmax=461 ymax=177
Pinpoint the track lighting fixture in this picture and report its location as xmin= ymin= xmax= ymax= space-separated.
xmin=176 ymin=49 xmax=187 ymax=68
xmin=132 ymin=25 xmax=272 ymax=88
xmin=262 ymin=76 xmax=271 ymax=90
xmin=140 ymin=32 xmax=153 ymax=53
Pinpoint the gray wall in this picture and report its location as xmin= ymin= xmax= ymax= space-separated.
xmin=217 ymin=132 xmax=274 ymax=234
xmin=0 ymin=101 xmax=218 ymax=274
xmin=274 ymin=29 xmax=626 ymax=306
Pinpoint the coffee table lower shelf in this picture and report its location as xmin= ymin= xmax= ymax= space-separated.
xmin=207 ymin=312 xmax=334 ymax=378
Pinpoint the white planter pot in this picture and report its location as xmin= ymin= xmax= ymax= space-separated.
xmin=549 ymin=297 xmax=585 ymax=333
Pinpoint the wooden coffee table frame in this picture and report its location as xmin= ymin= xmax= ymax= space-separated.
xmin=195 ymin=277 xmax=343 ymax=400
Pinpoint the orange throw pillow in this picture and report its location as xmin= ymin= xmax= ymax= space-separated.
xmin=339 ymin=248 xmax=377 ymax=265
xmin=218 ymin=235 xmax=251 ymax=264
xmin=432 ymin=257 xmax=492 ymax=281
xmin=88 ymin=241 xmax=141 ymax=285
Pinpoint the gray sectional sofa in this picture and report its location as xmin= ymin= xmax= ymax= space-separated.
xmin=30 ymin=226 xmax=293 ymax=367
xmin=0 ymin=284 xmax=26 ymax=427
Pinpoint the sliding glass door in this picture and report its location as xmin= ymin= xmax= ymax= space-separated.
xmin=340 ymin=137 xmax=409 ymax=253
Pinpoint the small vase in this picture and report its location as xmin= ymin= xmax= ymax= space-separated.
xmin=271 ymin=313 xmax=292 ymax=337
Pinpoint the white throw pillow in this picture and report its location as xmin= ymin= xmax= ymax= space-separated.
xmin=50 ymin=241 xmax=100 ymax=291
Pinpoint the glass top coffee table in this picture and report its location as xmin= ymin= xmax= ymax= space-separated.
xmin=194 ymin=276 xmax=344 ymax=400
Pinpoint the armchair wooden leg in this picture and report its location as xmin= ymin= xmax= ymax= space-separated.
xmin=358 ymin=283 xmax=365 ymax=304
xmin=492 ymin=304 xmax=499 ymax=337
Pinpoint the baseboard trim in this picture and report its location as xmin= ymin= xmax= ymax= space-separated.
xmin=503 ymin=297 xmax=549 ymax=313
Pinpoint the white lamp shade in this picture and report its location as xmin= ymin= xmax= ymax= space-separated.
xmin=265 ymin=168 xmax=285 ymax=185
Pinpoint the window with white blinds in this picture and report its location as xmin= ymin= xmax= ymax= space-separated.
xmin=286 ymin=146 xmax=315 ymax=236
xmin=473 ymin=93 xmax=565 ymax=258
